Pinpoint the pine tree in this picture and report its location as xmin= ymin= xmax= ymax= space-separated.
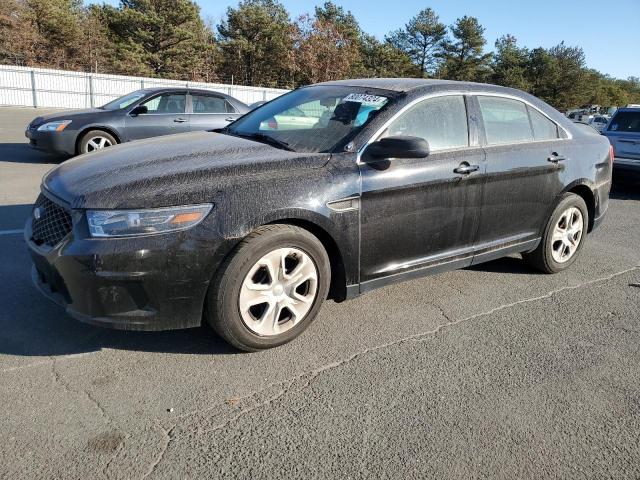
xmin=491 ymin=34 xmax=529 ymax=90
xmin=386 ymin=8 xmax=446 ymax=77
xmin=438 ymin=16 xmax=492 ymax=82
xmin=102 ymin=0 xmax=213 ymax=80
xmin=358 ymin=34 xmax=419 ymax=78
xmin=217 ymin=0 xmax=294 ymax=88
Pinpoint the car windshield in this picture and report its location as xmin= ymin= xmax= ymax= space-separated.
xmin=226 ymin=85 xmax=394 ymax=153
xmin=608 ymin=111 xmax=640 ymax=133
xmin=101 ymin=91 xmax=147 ymax=111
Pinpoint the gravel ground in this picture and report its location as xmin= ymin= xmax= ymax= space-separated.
xmin=0 ymin=107 xmax=639 ymax=479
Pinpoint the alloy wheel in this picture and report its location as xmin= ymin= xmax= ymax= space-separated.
xmin=550 ymin=207 xmax=583 ymax=263
xmin=238 ymin=247 xmax=318 ymax=336
xmin=86 ymin=136 xmax=113 ymax=152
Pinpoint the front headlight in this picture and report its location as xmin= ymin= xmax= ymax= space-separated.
xmin=86 ymin=204 xmax=213 ymax=238
xmin=37 ymin=120 xmax=72 ymax=132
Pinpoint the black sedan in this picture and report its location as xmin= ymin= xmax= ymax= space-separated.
xmin=25 ymin=87 xmax=249 ymax=156
xmin=26 ymin=78 xmax=612 ymax=351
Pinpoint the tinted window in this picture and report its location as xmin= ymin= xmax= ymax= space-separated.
xmin=192 ymin=94 xmax=235 ymax=114
xmin=385 ymin=95 xmax=469 ymax=151
xmin=478 ymin=96 xmax=533 ymax=145
xmin=528 ymin=106 xmax=559 ymax=140
xmin=141 ymin=93 xmax=186 ymax=114
xmin=608 ymin=111 xmax=640 ymax=133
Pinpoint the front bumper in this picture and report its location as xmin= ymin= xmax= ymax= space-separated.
xmin=26 ymin=194 xmax=226 ymax=331
xmin=25 ymin=128 xmax=77 ymax=156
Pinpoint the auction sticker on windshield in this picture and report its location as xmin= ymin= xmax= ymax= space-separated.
xmin=342 ymin=93 xmax=387 ymax=106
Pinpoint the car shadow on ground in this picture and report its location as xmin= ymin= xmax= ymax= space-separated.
xmin=610 ymin=182 xmax=640 ymax=201
xmin=467 ymin=255 xmax=533 ymax=275
xmin=0 ymin=142 xmax=67 ymax=164
xmin=0 ymin=290 xmax=238 ymax=359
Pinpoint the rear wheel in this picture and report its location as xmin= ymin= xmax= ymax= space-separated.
xmin=78 ymin=130 xmax=117 ymax=154
xmin=205 ymin=224 xmax=331 ymax=351
xmin=523 ymin=193 xmax=588 ymax=273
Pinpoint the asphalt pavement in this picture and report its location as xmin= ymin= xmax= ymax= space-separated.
xmin=0 ymin=107 xmax=639 ymax=479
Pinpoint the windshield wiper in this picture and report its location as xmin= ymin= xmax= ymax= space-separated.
xmin=228 ymin=132 xmax=294 ymax=151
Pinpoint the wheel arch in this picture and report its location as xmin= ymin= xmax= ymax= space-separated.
xmin=563 ymin=180 xmax=596 ymax=232
xmin=263 ymin=217 xmax=348 ymax=302
xmin=214 ymin=209 xmax=350 ymax=303
xmin=75 ymin=126 xmax=122 ymax=154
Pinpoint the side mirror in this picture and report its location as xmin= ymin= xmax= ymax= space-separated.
xmin=130 ymin=105 xmax=148 ymax=116
xmin=365 ymin=135 xmax=430 ymax=160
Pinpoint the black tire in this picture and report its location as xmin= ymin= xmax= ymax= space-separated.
xmin=523 ymin=193 xmax=589 ymax=273
xmin=78 ymin=130 xmax=117 ymax=154
xmin=205 ymin=224 xmax=331 ymax=352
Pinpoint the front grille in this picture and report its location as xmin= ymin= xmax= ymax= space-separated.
xmin=31 ymin=194 xmax=72 ymax=247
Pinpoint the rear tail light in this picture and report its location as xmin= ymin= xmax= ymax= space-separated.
xmin=609 ymin=144 xmax=614 ymax=164
xmin=267 ymin=117 xmax=278 ymax=130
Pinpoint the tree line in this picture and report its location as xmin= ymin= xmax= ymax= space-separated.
xmin=1 ymin=0 xmax=638 ymax=110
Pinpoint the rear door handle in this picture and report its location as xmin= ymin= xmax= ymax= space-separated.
xmin=453 ymin=163 xmax=480 ymax=175
xmin=224 ymin=117 xmax=235 ymax=122
xmin=547 ymin=152 xmax=566 ymax=163
xmin=174 ymin=117 xmax=187 ymax=123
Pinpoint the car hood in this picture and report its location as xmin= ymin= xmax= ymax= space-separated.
xmin=42 ymin=131 xmax=330 ymax=209
xmin=29 ymin=108 xmax=105 ymax=127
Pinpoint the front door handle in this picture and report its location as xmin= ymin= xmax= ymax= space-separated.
xmin=453 ymin=163 xmax=480 ymax=175
xmin=547 ymin=152 xmax=566 ymax=163
xmin=224 ymin=117 xmax=235 ymax=122
xmin=174 ymin=117 xmax=187 ymax=123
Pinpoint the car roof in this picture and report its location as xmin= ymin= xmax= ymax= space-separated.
xmin=311 ymin=77 xmax=573 ymax=129
xmin=141 ymin=86 xmax=233 ymax=97
xmin=314 ymin=78 xmax=516 ymax=94
xmin=138 ymin=86 xmax=248 ymax=108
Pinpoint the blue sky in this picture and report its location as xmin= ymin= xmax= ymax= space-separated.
xmin=95 ymin=0 xmax=639 ymax=79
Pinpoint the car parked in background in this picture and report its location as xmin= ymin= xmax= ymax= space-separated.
xmin=571 ymin=121 xmax=600 ymax=135
xmin=590 ymin=115 xmax=610 ymax=132
xmin=25 ymin=87 xmax=249 ymax=156
xmin=26 ymin=79 xmax=612 ymax=351
xmin=602 ymin=106 xmax=640 ymax=182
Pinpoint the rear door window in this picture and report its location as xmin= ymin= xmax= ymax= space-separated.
xmin=478 ymin=96 xmax=533 ymax=145
xmin=528 ymin=106 xmax=559 ymax=140
xmin=191 ymin=94 xmax=236 ymax=114
xmin=384 ymin=95 xmax=469 ymax=151
xmin=608 ymin=111 xmax=640 ymax=133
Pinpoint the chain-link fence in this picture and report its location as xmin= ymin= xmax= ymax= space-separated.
xmin=0 ymin=65 xmax=289 ymax=109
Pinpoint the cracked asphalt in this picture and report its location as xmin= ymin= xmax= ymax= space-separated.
xmin=1 ymin=107 xmax=639 ymax=479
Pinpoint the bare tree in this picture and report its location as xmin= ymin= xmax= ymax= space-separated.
xmin=293 ymin=14 xmax=356 ymax=84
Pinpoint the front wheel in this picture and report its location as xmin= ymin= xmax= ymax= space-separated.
xmin=78 ymin=130 xmax=117 ymax=154
xmin=523 ymin=193 xmax=588 ymax=273
xmin=205 ymin=224 xmax=331 ymax=351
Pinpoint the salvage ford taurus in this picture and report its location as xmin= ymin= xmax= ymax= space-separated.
xmin=26 ymin=79 xmax=612 ymax=351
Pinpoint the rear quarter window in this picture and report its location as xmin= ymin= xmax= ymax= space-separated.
xmin=527 ymin=106 xmax=559 ymax=141
xmin=608 ymin=111 xmax=640 ymax=133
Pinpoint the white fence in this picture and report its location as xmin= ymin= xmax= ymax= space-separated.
xmin=0 ymin=65 xmax=289 ymax=109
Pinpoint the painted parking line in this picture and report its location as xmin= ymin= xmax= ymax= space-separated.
xmin=0 ymin=229 xmax=24 ymax=236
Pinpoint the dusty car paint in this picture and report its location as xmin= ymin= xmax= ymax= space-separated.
xmin=26 ymin=79 xmax=612 ymax=331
